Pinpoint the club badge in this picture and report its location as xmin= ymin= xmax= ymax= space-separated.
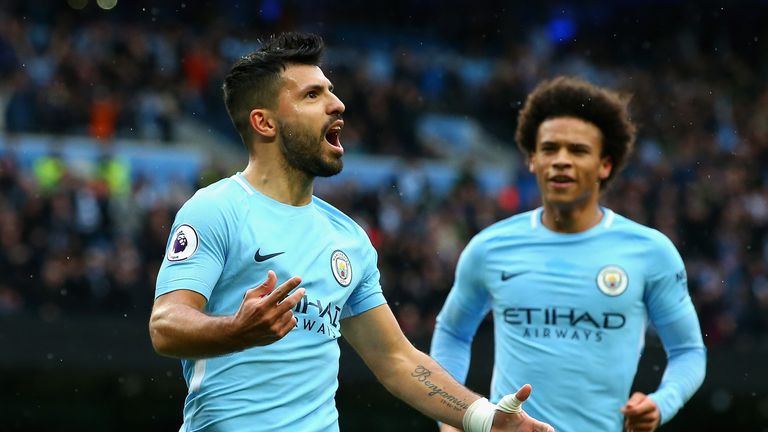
xmin=596 ymin=265 xmax=628 ymax=297
xmin=167 ymin=224 xmax=199 ymax=261
xmin=330 ymin=250 xmax=352 ymax=287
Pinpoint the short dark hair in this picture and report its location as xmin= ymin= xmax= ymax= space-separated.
xmin=515 ymin=76 xmax=636 ymax=188
xmin=222 ymin=32 xmax=325 ymax=142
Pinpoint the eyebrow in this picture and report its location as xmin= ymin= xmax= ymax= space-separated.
xmin=569 ymin=143 xmax=592 ymax=150
xmin=539 ymin=141 xmax=594 ymax=150
xmin=297 ymin=83 xmax=333 ymax=94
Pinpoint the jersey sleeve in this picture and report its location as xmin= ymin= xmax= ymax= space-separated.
xmin=430 ymin=235 xmax=492 ymax=383
xmin=643 ymin=233 xmax=696 ymax=326
xmin=644 ymin=231 xmax=706 ymax=423
xmin=648 ymin=313 xmax=707 ymax=424
xmin=341 ymin=229 xmax=386 ymax=319
xmin=155 ymin=191 xmax=230 ymax=300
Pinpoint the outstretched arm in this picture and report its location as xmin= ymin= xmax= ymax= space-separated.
xmin=342 ymin=305 xmax=553 ymax=432
xmin=149 ymin=270 xmax=305 ymax=359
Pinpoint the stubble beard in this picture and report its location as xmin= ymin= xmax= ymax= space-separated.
xmin=277 ymin=119 xmax=343 ymax=178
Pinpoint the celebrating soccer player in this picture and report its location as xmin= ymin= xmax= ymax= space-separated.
xmin=431 ymin=77 xmax=706 ymax=432
xmin=148 ymin=32 xmax=554 ymax=432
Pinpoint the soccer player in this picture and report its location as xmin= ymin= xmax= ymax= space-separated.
xmin=148 ymin=32 xmax=554 ymax=432
xmin=431 ymin=77 xmax=706 ymax=432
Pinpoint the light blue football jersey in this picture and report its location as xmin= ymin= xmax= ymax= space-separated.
xmin=156 ymin=173 xmax=386 ymax=432
xmin=431 ymin=207 xmax=705 ymax=432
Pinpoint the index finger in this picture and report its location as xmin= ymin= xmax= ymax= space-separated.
xmin=275 ymin=287 xmax=306 ymax=314
xmin=265 ymin=276 xmax=302 ymax=305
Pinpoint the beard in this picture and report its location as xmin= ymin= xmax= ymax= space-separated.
xmin=277 ymin=118 xmax=343 ymax=178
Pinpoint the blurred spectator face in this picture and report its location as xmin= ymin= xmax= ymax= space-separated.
xmin=528 ymin=116 xmax=612 ymax=209
xmin=273 ymin=64 xmax=346 ymax=178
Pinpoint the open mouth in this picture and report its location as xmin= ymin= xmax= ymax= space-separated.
xmin=324 ymin=120 xmax=344 ymax=150
xmin=549 ymin=175 xmax=575 ymax=186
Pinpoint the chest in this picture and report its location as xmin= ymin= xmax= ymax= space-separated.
xmin=484 ymin=239 xmax=648 ymax=314
xmin=218 ymin=209 xmax=365 ymax=313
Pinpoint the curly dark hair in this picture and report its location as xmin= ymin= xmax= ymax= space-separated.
xmin=223 ymin=32 xmax=325 ymax=143
xmin=515 ymin=76 xmax=636 ymax=189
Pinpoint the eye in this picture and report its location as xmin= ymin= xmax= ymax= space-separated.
xmin=540 ymin=145 xmax=557 ymax=153
xmin=306 ymin=90 xmax=318 ymax=99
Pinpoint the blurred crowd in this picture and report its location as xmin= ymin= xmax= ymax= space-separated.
xmin=1 ymin=1 xmax=768 ymax=347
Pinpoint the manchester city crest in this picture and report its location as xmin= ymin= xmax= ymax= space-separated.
xmin=330 ymin=250 xmax=352 ymax=287
xmin=596 ymin=265 xmax=628 ymax=296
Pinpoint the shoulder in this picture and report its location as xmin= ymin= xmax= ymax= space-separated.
xmin=459 ymin=210 xmax=535 ymax=259
xmin=177 ymin=176 xmax=249 ymax=224
xmin=312 ymin=196 xmax=369 ymax=239
xmin=609 ymin=212 xmax=670 ymax=242
xmin=472 ymin=209 xmax=536 ymax=244
xmin=607 ymin=211 xmax=680 ymax=256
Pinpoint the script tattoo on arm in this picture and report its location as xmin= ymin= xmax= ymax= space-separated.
xmin=411 ymin=364 xmax=471 ymax=412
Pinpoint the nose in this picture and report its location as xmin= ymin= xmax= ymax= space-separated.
xmin=552 ymin=147 xmax=572 ymax=168
xmin=327 ymin=92 xmax=345 ymax=115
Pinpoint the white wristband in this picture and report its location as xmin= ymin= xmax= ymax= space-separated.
xmin=462 ymin=397 xmax=497 ymax=432
xmin=462 ymin=394 xmax=525 ymax=432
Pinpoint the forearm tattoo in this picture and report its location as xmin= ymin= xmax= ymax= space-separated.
xmin=411 ymin=364 xmax=470 ymax=412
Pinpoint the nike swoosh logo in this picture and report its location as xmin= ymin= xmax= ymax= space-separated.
xmin=254 ymin=249 xmax=285 ymax=262
xmin=501 ymin=271 xmax=528 ymax=281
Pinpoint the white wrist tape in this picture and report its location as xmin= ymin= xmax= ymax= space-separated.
xmin=496 ymin=393 xmax=524 ymax=414
xmin=462 ymin=398 xmax=496 ymax=432
xmin=462 ymin=394 xmax=524 ymax=432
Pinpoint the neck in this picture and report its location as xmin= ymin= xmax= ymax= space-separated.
xmin=241 ymin=150 xmax=314 ymax=206
xmin=541 ymin=200 xmax=603 ymax=233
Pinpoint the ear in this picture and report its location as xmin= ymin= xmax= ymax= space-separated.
xmin=598 ymin=156 xmax=613 ymax=181
xmin=528 ymin=154 xmax=536 ymax=173
xmin=249 ymin=109 xmax=276 ymax=138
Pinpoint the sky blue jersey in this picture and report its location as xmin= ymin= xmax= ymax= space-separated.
xmin=431 ymin=207 xmax=706 ymax=432
xmin=156 ymin=173 xmax=386 ymax=432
